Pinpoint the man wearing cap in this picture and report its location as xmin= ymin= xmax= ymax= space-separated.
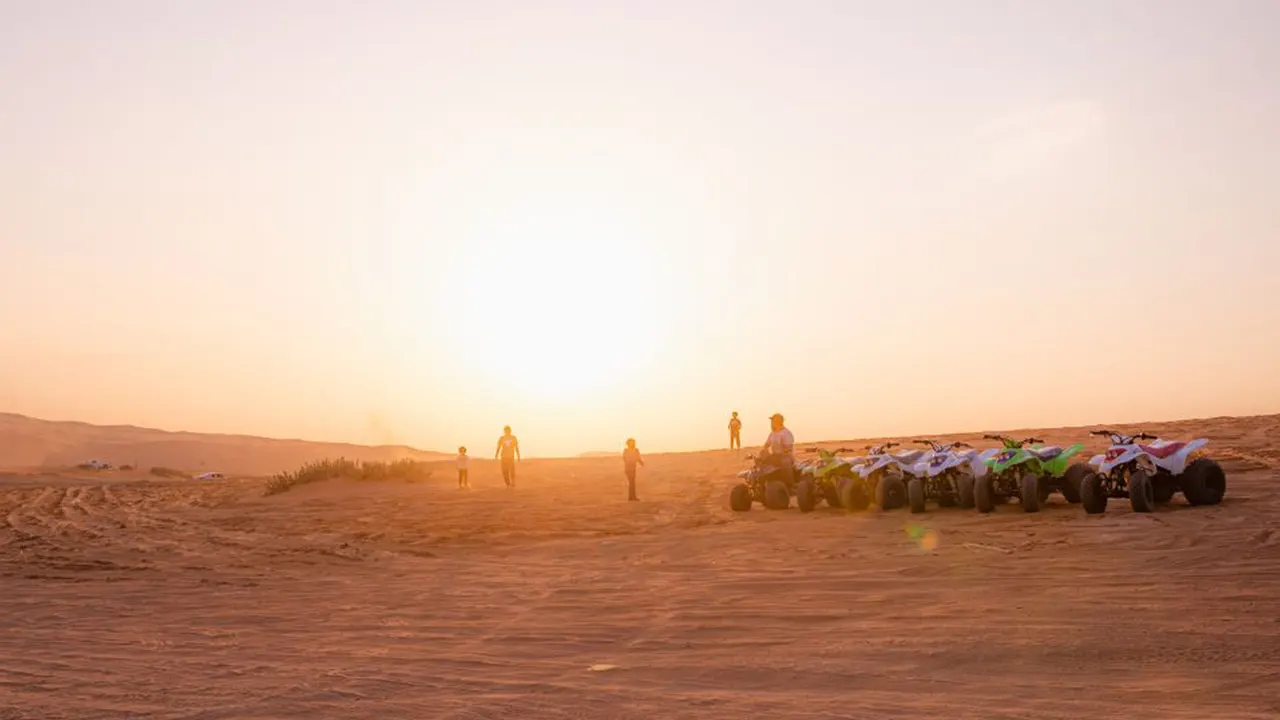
xmin=760 ymin=413 xmax=795 ymax=483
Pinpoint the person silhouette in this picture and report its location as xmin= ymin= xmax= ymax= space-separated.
xmin=495 ymin=426 xmax=521 ymax=487
xmin=623 ymin=438 xmax=645 ymax=501
xmin=728 ymin=411 xmax=742 ymax=449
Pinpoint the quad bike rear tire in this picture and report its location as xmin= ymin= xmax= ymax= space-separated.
xmin=764 ymin=481 xmax=790 ymax=510
xmin=1020 ymin=472 xmax=1042 ymax=513
xmin=1129 ymin=469 xmax=1155 ymax=513
xmin=1080 ymin=472 xmax=1107 ymax=514
xmin=875 ymin=475 xmax=907 ymax=511
xmin=796 ymin=480 xmax=816 ymax=513
xmin=822 ymin=482 xmax=842 ymax=508
xmin=1060 ymin=463 xmax=1091 ymax=504
xmin=907 ymin=478 xmax=927 ymax=514
xmin=1180 ymin=458 xmax=1226 ymax=506
xmin=730 ymin=483 xmax=753 ymax=512
xmin=956 ymin=473 xmax=976 ymax=509
xmin=975 ymin=475 xmax=996 ymax=513
xmin=839 ymin=478 xmax=870 ymax=511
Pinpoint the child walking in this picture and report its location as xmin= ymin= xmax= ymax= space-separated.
xmin=623 ymin=438 xmax=644 ymax=501
xmin=456 ymin=446 xmax=470 ymax=488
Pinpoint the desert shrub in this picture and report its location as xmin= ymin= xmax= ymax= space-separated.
xmin=120 ymin=464 xmax=134 ymax=471
xmin=263 ymin=457 xmax=434 ymax=496
xmin=150 ymin=466 xmax=189 ymax=479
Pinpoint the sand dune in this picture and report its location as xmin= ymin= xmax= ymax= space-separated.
xmin=1 ymin=414 xmax=1278 ymax=719
xmin=0 ymin=412 xmax=448 ymax=476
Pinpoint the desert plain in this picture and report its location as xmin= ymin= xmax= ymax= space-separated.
xmin=2 ymin=413 xmax=1278 ymax=719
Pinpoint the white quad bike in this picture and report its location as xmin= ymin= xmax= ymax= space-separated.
xmin=1078 ymin=429 xmax=1226 ymax=514
xmin=855 ymin=442 xmax=929 ymax=511
xmin=904 ymin=439 xmax=988 ymax=513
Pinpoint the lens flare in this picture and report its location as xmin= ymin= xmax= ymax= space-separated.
xmin=905 ymin=522 xmax=940 ymax=552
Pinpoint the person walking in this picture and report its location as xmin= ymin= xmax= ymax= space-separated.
xmin=455 ymin=446 xmax=470 ymax=488
xmin=728 ymin=411 xmax=742 ymax=449
xmin=495 ymin=426 xmax=521 ymax=487
xmin=623 ymin=438 xmax=645 ymax=501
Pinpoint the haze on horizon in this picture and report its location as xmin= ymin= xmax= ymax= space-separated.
xmin=2 ymin=0 xmax=1278 ymax=457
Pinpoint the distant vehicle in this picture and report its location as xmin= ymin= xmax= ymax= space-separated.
xmin=80 ymin=460 xmax=113 ymax=470
xmin=193 ymin=472 xmax=226 ymax=481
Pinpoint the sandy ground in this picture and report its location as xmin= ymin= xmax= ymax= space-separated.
xmin=2 ymin=416 xmax=1278 ymax=719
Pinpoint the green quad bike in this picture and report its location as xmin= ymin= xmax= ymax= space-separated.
xmin=795 ymin=447 xmax=872 ymax=512
xmin=975 ymin=434 xmax=1089 ymax=513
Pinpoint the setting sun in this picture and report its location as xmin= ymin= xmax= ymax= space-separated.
xmin=444 ymin=199 xmax=669 ymax=401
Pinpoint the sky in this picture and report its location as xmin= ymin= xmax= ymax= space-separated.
xmin=2 ymin=0 xmax=1278 ymax=457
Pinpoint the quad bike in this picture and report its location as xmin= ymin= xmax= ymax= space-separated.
xmin=729 ymin=453 xmax=802 ymax=511
xmin=855 ymin=442 xmax=928 ymax=511
xmin=1078 ymin=429 xmax=1226 ymax=514
xmin=905 ymin=440 xmax=982 ymax=513
xmin=975 ymin=435 xmax=1057 ymax=513
xmin=795 ymin=447 xmax=865 ymax=512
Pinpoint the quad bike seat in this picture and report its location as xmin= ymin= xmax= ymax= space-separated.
xmin=1140 ymin=441 xmax=1186 ymax=459
xmin=892 ymin=449 xmax=926 ymax=464
xmin=1028 ymin=446 xmax=1063 ymax=460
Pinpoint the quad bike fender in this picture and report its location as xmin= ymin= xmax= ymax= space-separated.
xmin=1097 ymin=445 xmax=1141 ymax=475
xmin=1042 ymin=443 xmax=1085 ymax=476
xmin=1088 ymin=453 xmax=1105 ymax=467
xmin=977 ymin=448 xmax=1001 ymax=464
xmin=967 ymin=454 xmax=989 ymax=478
xmin=857 ymin=456 xmax=894 ymax=478
xmin=1147 ymin=438 xmax=1209 ymax=475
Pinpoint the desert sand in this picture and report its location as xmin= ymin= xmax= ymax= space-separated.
xmin=2 ymin=414 xmax=1278 ymax=719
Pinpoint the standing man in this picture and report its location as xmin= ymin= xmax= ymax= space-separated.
xmin=495 ymin=425 xmax=521 ymax=487
xmin=622 ymin=438 xmax=644 ymax=502
xmin=760 ymin=413 xmax=795 ymax=483
xmin=728 ymin=411 xmax=742 ymax=450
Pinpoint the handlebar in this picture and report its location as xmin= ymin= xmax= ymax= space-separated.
xmin=983 ymin=434 xmax=1007 ymax=441
xmin=1024 ymin=437 xmax=1044 ymax=444
xmin=1090 ymin=429 xmax=1158 ymax=444
xmin=953 ymin=441 xmax=972 ymax=448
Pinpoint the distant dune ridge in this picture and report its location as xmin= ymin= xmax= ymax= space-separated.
xmin=0 ymin=412 xmax=448 ymax=475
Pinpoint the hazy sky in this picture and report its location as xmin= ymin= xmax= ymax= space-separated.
xmin=3 ymin=1 xmax=1278 ymax=456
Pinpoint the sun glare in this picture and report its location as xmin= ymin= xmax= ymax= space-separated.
xmin=449 ymin=204 xmax=667 ymax=401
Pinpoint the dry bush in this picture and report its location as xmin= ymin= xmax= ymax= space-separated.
xmin=150 ymin=466 xmax=189 ymax=479
xmin=263 ymin=457 xmax=435 ymax=496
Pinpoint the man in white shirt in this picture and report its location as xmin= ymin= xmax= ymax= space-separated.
xmin=760 ymin=413 xmax=795 ymax=483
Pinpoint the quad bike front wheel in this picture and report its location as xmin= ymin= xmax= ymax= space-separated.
xmin=730 ymin=483 xmax=753 ymax=512
xmin=795 ymin=480 xmax=816 ymax=513
xmin=1180 ymin=458 xmax=1226 ymax=506
xmin=764 ymin=481 xmax=790 ymax=510
xmin=907 ymin=478 xmax=927 ymax=514
xmin=975 ymin=475 xmax=996 ymax=513
xmin=1020 ymin=472 xmax=1043 ymax=513
xmin=1129 ymin=469 xmax=1156 ymax=513
xmin=875 ymin=476 xmax=907 ymax=511
xmin=1080 ymin=472 xmax=1108 ymax=514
